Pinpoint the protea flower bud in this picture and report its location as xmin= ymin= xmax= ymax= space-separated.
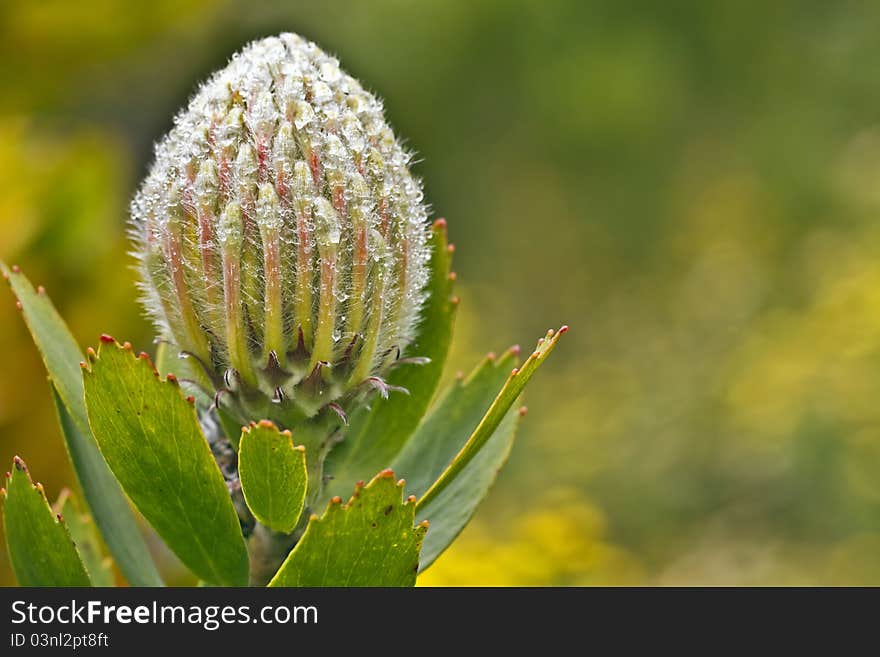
xmin=131 ymin=33 xmax=430 ymax=427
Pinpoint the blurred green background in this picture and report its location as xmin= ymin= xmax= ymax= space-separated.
xmin=3 ymin=0 xmax=880 ymax=585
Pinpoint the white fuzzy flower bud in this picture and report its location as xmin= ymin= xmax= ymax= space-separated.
xmin=131 ymin=33 xmax=431 ymax=424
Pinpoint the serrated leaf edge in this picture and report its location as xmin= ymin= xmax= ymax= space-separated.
xmin=83 ymin=337 xmax=248 ymax=586
xmin=239 ymin=419 xmax=307 ymax=534
xmin=2 ymin=456 xmax=92 ymax=586
xmin=268 ymin=469 xmax=428 ymax=587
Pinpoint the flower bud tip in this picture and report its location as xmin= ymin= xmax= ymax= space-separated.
xmin=99 ymin=334 xmax=115 ymax=344
xmin=433 ymin=218 xmax=447 ymax=230
xmin=186 ymin=395 xmax=195 ymax=404
xmin=559 ymin=325 xmax=569 ymax=334
xmin=14 ymin=300 xmax=22 ymax=311
xmin=518 ymin=406 xmax=528 ymax=417
xmin=330 ymin=496 xmax=343 ymax=505
xmin=11 ymin=265 xmax=20 ymax=274
xmin=407 ymin=494 xmax=417 ymax=503
xmin=13 ymin=456 xmax=25 ymax=471
xmin=378 ymin=468 xmax=395 ymax=479
xmin=511 ymin=367 xmax=519 ymax=376
xmin=36 ymin=285 xmax=45 ymax=295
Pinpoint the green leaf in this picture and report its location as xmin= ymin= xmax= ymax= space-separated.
xmin=49 ymin=385 xmax=164 ymax=586
xmin=393 ymin=348 xmax=520 ymax=498
xmin=416 ymin=407 xmax=520 ymax=569
xmin=54 ymin=489 xmax=115 ymax=587
xmin=323 ymin=219 xmax=457 ymax=499
xmin=268 ymin=471 xmax=426 ymax=587
xmin=83 ymin=340 xmax=248 ymax=586
xmin=157 ymin=343 xmax=241 ymax=450
xmin=396 ymin=327 xmax=567 ymax=570
xmin=2 ymin=261 xmax=163 ymax=586
xmin=416 ymin=327 xmax=566 ymax=510
xmin=2 ymin=457 xmax=91 ymax=586
xmin=239 ymin=421 xmax=308 ymax=534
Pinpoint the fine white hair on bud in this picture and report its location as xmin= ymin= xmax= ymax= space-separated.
xmin=131 ymin=33 xmax=431 ymax=424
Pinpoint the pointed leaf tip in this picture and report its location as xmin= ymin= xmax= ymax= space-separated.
xmin=399 ymin=325 xmax=567 ymax=568
xmin=2 ymin=458 xmax=91 ymax=586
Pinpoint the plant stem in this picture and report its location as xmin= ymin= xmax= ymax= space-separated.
xmin=247 ymin=522 xmax=298 ymax=586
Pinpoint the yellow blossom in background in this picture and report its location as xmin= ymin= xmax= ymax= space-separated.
xmin=420 ymin=492 xmax=644 ymax=586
